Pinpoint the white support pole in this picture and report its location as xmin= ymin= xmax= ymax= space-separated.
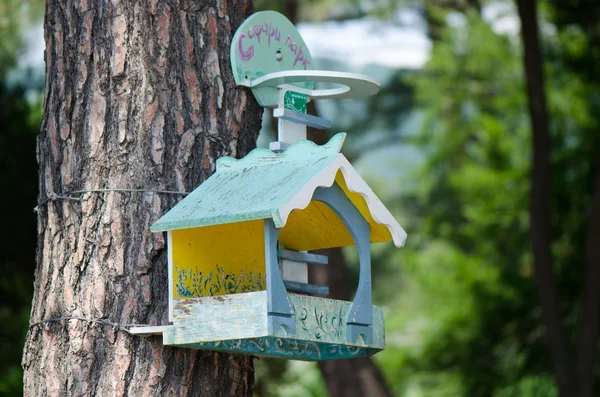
xmin=278 ymin=117 xmax=307 ymax=146
xmin=281 ymin=259 xmax=308 ymax=284
xmin=167 ymin=230 xmax=173 ymax=322
xmin=277 ymin=87 xmax=306 ymax=147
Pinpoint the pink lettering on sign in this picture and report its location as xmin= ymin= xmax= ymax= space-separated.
xmin=285 ymin=35 xmax=312 ymax=70
xmin=238 ymin=33 xmax=254 ymax=61
xmin=237 ymin=25 xmax=310 ymax=69
xmin=241 ymin=22 xmax=281 ymax=61
xmin=269 ymin=24 xmax=281 ymax=46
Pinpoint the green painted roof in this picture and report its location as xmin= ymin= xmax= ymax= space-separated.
xmin=150 ymin=134 xmax=347 ymax=232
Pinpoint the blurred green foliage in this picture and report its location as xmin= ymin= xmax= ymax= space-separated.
xmin=0 ymin=0 xmax=43 ymax=76
xmin=0 ymin=81 xmax=41 ymax=395
xmin=372 ymin=2 xmax=599 ymax=396
xmin=0 ymin=0 xmax=44 ymax=395
xmin=3 ymin=0 xmax=599 ymax=396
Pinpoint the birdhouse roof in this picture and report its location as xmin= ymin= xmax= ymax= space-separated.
xmin=150 ymin=133 xmax=407 ymax=248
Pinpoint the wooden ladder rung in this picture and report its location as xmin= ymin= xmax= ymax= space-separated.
xmin=284 ymin=281 xmax=329 ymax=295
xmin=278 ymin=249 xmax=328 ymax=265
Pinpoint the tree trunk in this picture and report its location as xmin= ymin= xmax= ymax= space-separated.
xmin=22 ymin=1 xmax=262 ymax=396
xmin=515 ymin=0 xmax=575 ymax=395
xmin=577 ymin=169 xmax=600 ymax=397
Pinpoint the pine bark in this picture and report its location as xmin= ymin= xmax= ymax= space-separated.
xmin=23 ymin=1 xmax=262 ymax=396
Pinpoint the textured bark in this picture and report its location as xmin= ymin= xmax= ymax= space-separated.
xmin=23 ymin=1 xmax=262 ymax=396
xmin=515 ymin=1 xmax=575 ymax=396
xmin=577 ymin=169 xmax=600 ymax=397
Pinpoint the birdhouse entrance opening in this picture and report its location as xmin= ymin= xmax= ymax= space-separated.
xmin=262 ymin=181 xmax=377 ymax=345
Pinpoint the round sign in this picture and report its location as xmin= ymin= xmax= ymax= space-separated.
xmin=230 ymin=11 xmax=316 ymax=107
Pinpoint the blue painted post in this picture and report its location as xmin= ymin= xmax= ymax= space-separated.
xmin=264 ymin=219 xmax=296 ymax=336
xmin=312 ymin=183 xmax=373 ymax=344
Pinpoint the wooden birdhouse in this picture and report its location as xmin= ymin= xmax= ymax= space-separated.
xmin=131 ymin=11 xmax=406 ymax=361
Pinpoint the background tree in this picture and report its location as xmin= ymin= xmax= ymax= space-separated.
xmin=22 ymin=1 xmax=262 ymax=395
xmin=516 ymin=0 xmax=572 ymax=394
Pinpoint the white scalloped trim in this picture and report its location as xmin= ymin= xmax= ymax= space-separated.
xmin=276 ymin=155 xmax=407 ymax=247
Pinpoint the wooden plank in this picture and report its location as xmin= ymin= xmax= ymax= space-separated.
xmin=312 ymin=184 xmax=373 ymax=344
xmin=278 ymin=249 xmax=328 ymax=265
xmin=281 ymin=259 xmax=308 ymax=284
xmin=164 ymin=291 xmax=268 ymax=345
xmin=287 ymin=293 xmax=384 ymax=347
xmin=284 ymin=281 xmax=329 ymax=295
xmin=162 ymin=291 xmax=386 ymax=350
xmin=265 ymin=220 xmax=294 ymax=317
xmin=129 ymin=325 xmax=174 ymax=336
xmin=171 ymin=221 xmax=265 ymax=299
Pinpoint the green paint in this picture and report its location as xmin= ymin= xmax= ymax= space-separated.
xmin=163 ymin=291 xmax=385 ymax=361
xmin=230 ymin=11 xmax=315 ymax=107
xmin=287 ymin=293 xmax=385 ymax=346
xmin=283 ymin=90 xmax=308 ymax=113
xmin=150 ymin=133 xmax=346 ymax=233
xmin=181 ymin=337 xmax=380 ymax=361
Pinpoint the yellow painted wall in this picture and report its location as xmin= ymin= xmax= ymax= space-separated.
xmin=279 ymin=171 xmax=393 ymax=251
xmin=171 ymin=220 xmax=265 ymax=298
xmin=170 ymin=171 xmax=393 ymax=298
xmin=335 ymin=171 xmax=393 ymax=243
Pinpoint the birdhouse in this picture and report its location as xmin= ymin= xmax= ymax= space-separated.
xmin=130 ymin=11 xmax=406 ymax=361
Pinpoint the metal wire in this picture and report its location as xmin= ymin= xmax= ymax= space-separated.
xmin=34 ymin=188 xmax=189 ymax=212
xmin=28 ymin=316 xmax=152 ymax=334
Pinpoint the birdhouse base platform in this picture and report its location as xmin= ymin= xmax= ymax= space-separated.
xmin=176 ymin=337 xmax=380 ymax=361
xmin=132 ymin=291 xmax=384 ymax=361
